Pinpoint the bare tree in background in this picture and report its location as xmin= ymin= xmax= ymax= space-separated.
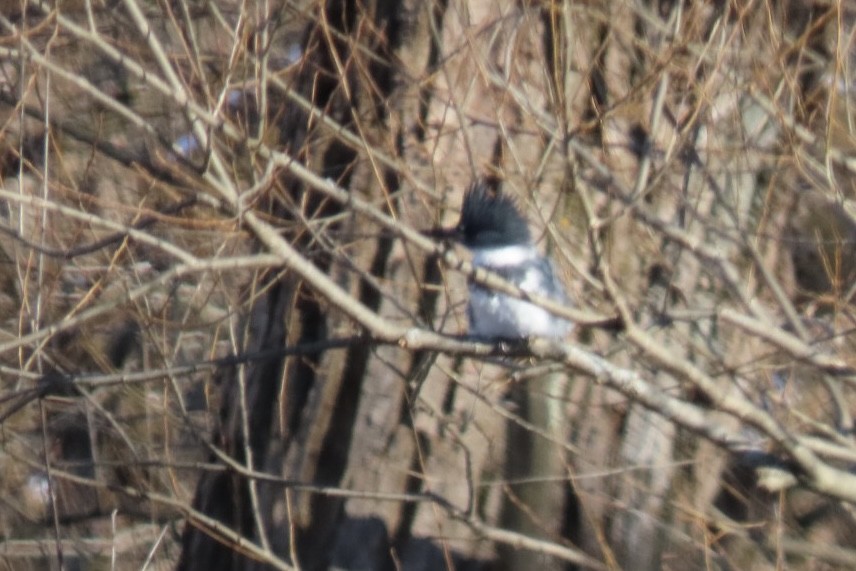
xmin=4 ymin=1 xmax=856 ymax=570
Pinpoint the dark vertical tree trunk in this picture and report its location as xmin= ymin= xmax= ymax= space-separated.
xmin=177 ymin=2 xmax=437 ymax=569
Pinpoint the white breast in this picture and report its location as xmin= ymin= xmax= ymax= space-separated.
xmin=468 ymin=245 xmax=572 ymax=338
xmin=472 ymin=244 xmax=538 ymax=267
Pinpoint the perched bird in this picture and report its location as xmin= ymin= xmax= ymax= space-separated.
xmin=433 ymin=182 xmax=573 ymax=339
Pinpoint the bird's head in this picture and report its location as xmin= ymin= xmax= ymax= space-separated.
xmin=428 ymin=181 xmax=531 ymax=248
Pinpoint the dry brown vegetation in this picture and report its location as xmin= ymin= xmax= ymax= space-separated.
xmin=3 ymin=0 xmax=856 ymax=569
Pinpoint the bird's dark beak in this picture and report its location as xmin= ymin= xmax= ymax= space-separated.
xmin=423 ymin=226 xmax=460 ymax=242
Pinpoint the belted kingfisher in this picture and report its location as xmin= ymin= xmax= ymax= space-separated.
xmin=433 ymin=182 xmax=573 ymax=339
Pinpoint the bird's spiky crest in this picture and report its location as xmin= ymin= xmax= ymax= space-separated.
xmin=457 ymin=181 xmax=531 ymax=247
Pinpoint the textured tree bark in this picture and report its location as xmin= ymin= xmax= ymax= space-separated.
xmin=178 ymin=1 xmax=441 ymax=569
xmin=177 ymin=2 xmax=370 ymax=568
xmin=498 ymin=370 xmax=570 ymax=571
xmin=177 ymin=278 xmax=294 ymax=571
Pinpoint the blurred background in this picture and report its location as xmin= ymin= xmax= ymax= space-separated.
xmin=2 ymin=1 xmax=856 ymax=569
